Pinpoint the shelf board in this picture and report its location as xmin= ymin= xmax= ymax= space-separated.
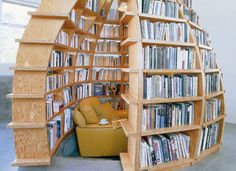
xmin=12 ymin=158 xmax=51 ymax=167
xmin=120 ymin=120 xmax=136 ymax=137
xmin=95 ymin=51 xmax=127 ymax=55
xmin=10 ymin=66 xmax=48 ymax=71
xmin=121 ymin=93 xmax=139 ymax=104
xmin=141 ymin=125 xmax=200 ymax=136
xmin=142 ymin=39 xmax=196 ymax=47
xmin=139 ymin=13 xmax=186 ymax=23
xmin=143 ymin=69 xmax=202 ymax=74
xmin=188 ymin=21 xmax=203 ymax=31
xmin=92 ymin=80 xmax=128 ymax=83
xmin=120 ymin=11 xmax=136 ymax=23
xmin=205 ymin=91 xmax=224 ymax=100
xmin=197 ymin=144 xmax=221 ymax=161
xmin=141 ymin=158 xmax=194 ymax=171
xmin=7 ymin=122 xmax=46 ymax=129
xmin=103 ymin=20 xmax=120 ymax=24
xmin=120 ymin=153 xmax=133 ymax=171
xmin=121 ymin=38 xmax=138 ymax=47
xmin=121 ymin=68 xmax=140 ymax=73
xmin=28 ymin=12 xmax=68 ymax=19
xmin=198 ymin=44 xmax=213 ymax=51
xmin=7 ymin=93 xmax=45 ymax=99
xmin=143 ymin=96 xmax=202 ymax=104
xmin=203 ymin=115 xmax=225 ymax=127
xmin=204 ymin=68 xmax=220 ymax=73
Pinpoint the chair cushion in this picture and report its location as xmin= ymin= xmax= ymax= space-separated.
xmin=92 ymin=102 xmax=119 ymax=121
xmin=73 ymin=107 xmax=86 ymax=127
xmin=79 ymin=97 xmax=100 ymax=124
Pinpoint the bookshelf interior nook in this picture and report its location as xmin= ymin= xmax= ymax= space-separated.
xmin=8 ymin=0 xmax=225 ymax=170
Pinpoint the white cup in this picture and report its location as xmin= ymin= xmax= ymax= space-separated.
xmin=100 ymin=119 xmax=108 ymax=124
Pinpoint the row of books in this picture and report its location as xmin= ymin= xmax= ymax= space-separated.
xmin=198 ymin=122 xmax=219 ymax=155
xmin=46 ymin=74 xmax=64 ymax=92
xmin=69 ymin=9 xmax=78 ymax=25
xmin=80 ymin=39 xmax=94 ymax=51
xmin=75 ymin=69 xmax=89 ymax=82
xmin=48 ymin=116 xmax=61 ymax=150
xmin=205 ymin=73 xmax=220 ymax=94
xmin=56 ymin=30 xmax=69 ymax=46
xmin=100 ymin=24 xmax=120 ymax=37
xmin=46 ymin=94 xmax=64 ymax=119
xmin=64 ymin=108 xmax=74 ymax=133
xmin=182 ymin=6 xmax=199 ymax=25
xmin=49 ymin=51 xmax=73 ymax=68
xmin=107 ymin=0 xmax=119 ymax=20
xmin=70 ymin=33 xmax=79 ymax=49
xmin=63 ymin=87 xmax=73 ymax=105
xmin=94 ymin=83 xmax=121 ymax=96
xmin=202 ymin=50 xmax=217 ymax=69
xmin=93 ymin=55 xmax=122 ymax=67
xmin=139 ymin=0 xmax=179 ymax=18
xmin=96 ymin=40 xmax=120 ymax=52
xmin=86 ymin=0 xmax=98 ymax=12
xmin=92 ymin=69 xmax=122 ymax=81
xmin=141 ymin=20 xmax=189 ymax=42
xmin=142 ymin=103 xmax=194 ymax=130
xmin=76 ymin=53 xmax=90 ymax=66
xmin=76 ymin=83 xmax=91 ymax=100
xmin=144 ymin=75 xmax=198 ymax=99
xmin=100 ymin=97 xmax=128 ymax=110
xmin=88 ymin=23 xmax=98 ymax=35
xmin=205 ymin=98 xmax=221 ymax=122
xmin=193 ymin=29 xmax=211 ymax=46
xmin=140 ymin=133 xmax=190 ymax=167
xmin=143 ymin=46 xmax=196 ymax=69
xmin=79 ymin=16 xmax=86 ymax=31
xmin=180 ymin=0 xmax=192 ymax=8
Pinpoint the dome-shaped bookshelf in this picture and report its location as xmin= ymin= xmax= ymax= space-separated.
xmin=8 ymin=0 xmax=225 ymax=170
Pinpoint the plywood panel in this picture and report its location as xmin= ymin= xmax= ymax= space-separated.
xmin=14 ymin=128 xmax=50 ymax=159
xmin=12 ymin=99 xmax=46 ymax=123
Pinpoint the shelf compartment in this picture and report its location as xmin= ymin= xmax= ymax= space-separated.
xmin=202 ymin=115 xmax=225 ymax=127
xmin=188 ymin=21 xmax=204 ymax=31
xmin=142 ymin=39 xmax=196 ymax=47
xmin=120 ymin=120 xmax=136 ymax=137
xmin=205 ymin=91 xmax=224 ymax=100
xmin=28 ymin=12 xmax=68 ymax=19
xmin=140 ymin=158 xmax=194 ymax=171
xmin=120 ymin=153 xmax=133 ymax=171
xmin=204 ymin=68 xmax=220 ymax=74
xmin=121 ymin=38 xmax=138 ymax=47
xmin=139 ymin=13 xmax=187 ymax=23
xmin=143 ymin=96 xmax=203 ymax=104
xmin=143 ymin=69 xmax=202 ymax=74
xmin=7 ymin=93 xmax=45 ymax=99
xmin=121 ymin=93 xmax=139 ymax=104
xmin=141 ymin=125 xmax=200 ymax=136
xmin=120 ymin=11 xmax=136 ymax=24
xmin=7 ymin=122 xmax=46 ymax=129
xmin=198 ymin=44 xmax=213 ymax=51
xmin=196 ymin=144 xmax=221 ymax=162
xmin=12 ymin=158 xmax=51 ymax=167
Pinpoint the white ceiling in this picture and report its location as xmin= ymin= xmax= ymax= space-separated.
xmin=3 ymin=0 xmax=41 ymax=8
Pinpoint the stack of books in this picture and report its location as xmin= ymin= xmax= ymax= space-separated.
xmin=144 ymin=74 xmax=198 ymax=99
xmin=205 ymin=98 xmax=221 ymax=122
xmin=86 ymin=0 xmax=98 ymax=12
xmin=139 ymin=0 xmax=179 ymax=18
xmin=101 ymin=24 xmax=120 ymax=37
xmin=56 ymin=30 xmax=69 ymax=46
xmin=205 ymin=73 xmax=220 ymax=94
xmin=49 ymin=51 xmax=64 ymax=68
xmin=141 ymin=20 xmax=189 ymax=42
xmin=70 ymin=33 xmax=79 ymax=49
xmin=96 ymin=40 xmax=120 ymax=52
xmin=76 ymin=83 xmax=91 ymax=100
xmin=193 ymin=29 xmax=211 ymax=46
xmin=140 ymin=133 xmax=190 ymax=167
xmin=75 ymin=69 xmax=89 ymax=82
xmin=65 ymin=54 xmax=73 ymax=67
xmin=93 ymin=82 xmax=121 ymax=96
xmin=46 ymin=73 xmax=63 ymax=92
xmin=93 ymin=55 xmax=122 ymax=67
xmin=198 ymin=122 xmax=219 ymax=155
xmin=107 ymin=0 xmax=119 ymax=20
xmin=92 ymin=69 xmax=121 ymax=81
xmin=142 ymin=103 xmax=194 ymax=130
xmin=64 ymin=108 xmax=74 ymax=133
xmin=202 ymin=50 xmax=217 ymax=69
xmin=46 ymin=94 xmax=64 ymax=119
xmin=47 ymin=116 xmax=61 ymax=150
xmin=63 ymin=87 xmax=73 ymax=105
xmin=179 ymin=0 xmax=192 ymax=8
xmin=76 ymin=53 xmax=90 ymax=66
xmin=143 ymin=46 xmax=196 ymax=69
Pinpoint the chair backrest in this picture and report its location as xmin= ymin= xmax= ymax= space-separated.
xmin=80 ymin=97 xmax=100 ymax=108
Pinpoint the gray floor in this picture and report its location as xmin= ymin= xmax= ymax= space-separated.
xmin=1 ymin=114 xmax=236 ymax=171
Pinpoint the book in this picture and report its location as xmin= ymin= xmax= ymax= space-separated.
xmin=76 ymin=53 xmax=90 ymax=66
xmin=143 ymin=46 xmax=196 ymax=69
xmin=100 ymin=24 xmax=120 ymax=37
xmin=46 ymin=94 xmax=64 ymax=119
xmin=65 ymin=53 xmax=73 ymax=67
xmin=88 ymin=23 xmax=98 ymax=35
xmin=86 ymin=0 xmax=98 ymax=12
xmin=92 ymin=69 xmax=122 ymax=81
xmin=56 ymin=30 xmax=69 ymax=46
xmin=49 ymin=51 xmax=64 ymax=68
xmin=69 ymin=9 xmax=78 ymax=25
xmin=93 ymin=54 xmax=122 ymax=67
xmin=70 ymin=33 xmax=79 ymax=49
xmin=107 ymin=0 xmax=119 ymax=20
xmin=179 ymin=0 xmax=192 ymax=8
xmin=46 ymin=73 xmax=63 ymax=92
xmin=144 ymin=74 xmax=198 ymax=99
xmin=80 ymin=38 xmax=95 ymax=51
xmin=76 ymin=83 xmax=92 ymax=100
xmin=64 ymin=108 xmax=74 ymax=133
xmin=141 ymin=20 xmax=189 ymax=42
xmin=182 ymin=6 xmax=199 ymax=24
xmin=75 ymin=69 xmax=89 ymax=82
xmin=96 ymin=40 xmax=121 ymax=52
xmin=205 ymin=73 xmax=220 ymax=94
xmin=47 ymin=115 xmax=61 ymax=150
xmin=99 ymin=97 xmax=128 ymax=110
xmin=202 ymin=50 xmax=217 ymax=69
xmin=205 ymin=98 xmax=221 ymax=122
xmin=63 ymin=87 xmax=73 ymax=105
xmin=193 ymin=29 xmax=211 ymax=46
xmin=93 ymin=82 xmax=121 ymax=96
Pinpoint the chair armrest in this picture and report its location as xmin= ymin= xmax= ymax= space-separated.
xmin=115 ymin=110 xmax=128 ymax=119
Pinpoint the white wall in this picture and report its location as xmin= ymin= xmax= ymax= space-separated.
xmin=193 ymin=0 xmax=236 ymax=123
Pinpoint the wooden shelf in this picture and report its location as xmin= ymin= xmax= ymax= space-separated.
xmin=139 ymin=13 xmax=187 ymax=23
xmin=7 ymin=122 xmax=46 ymax=129
xmin=95 ymin=51 xmax=127 ymax=54
xmin=121 ymin=93 xmax=139 ymax=104
xmin=12 ymin=158 xmax=51 ymax=167
xmin=143 ymin=96 xmax=203 ymax=104
xmin=120 ymin=11 xmax=136 ymax=24
xmin=188 ymin=21 xmax=203 ymax=31
xmin=141 ymin=125 xmax=200 ymax=136
xmin=142 ymin=39 xmax=196 ymax=47
xmin=120 ymin=153 xmax=133 ymax=171
xmin=7 ymin=93 xmax=45 ymax=99
xmin=28 ymin=12 xmax=68 ymax=19
xmin=198 ymin=44 xmax=213 ymax=51
xmin=203 ymin=115 xmax=225 ymax=127
xmin=120 ymin=120 xmax=136 ymax=137
xmin=197 ymin=144 xmax=221 ymax=161
xmin=143 ymin=69 xmax=202 ymax=74
xmin=10 ymin=66 xmax=48 ymax=71
xmin=205 ymin=91 xmax=224 ymax=100
xmin=204 ymin=68 xmax=220 ymax=73
xmin=121 ymin=68 xmax=140 ymax=73
xmin=121 ymin=38 xmax=138 ymax=47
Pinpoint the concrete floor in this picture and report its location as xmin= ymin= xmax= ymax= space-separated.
xmin=1 ymin=114 xmax=236 ymax=171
